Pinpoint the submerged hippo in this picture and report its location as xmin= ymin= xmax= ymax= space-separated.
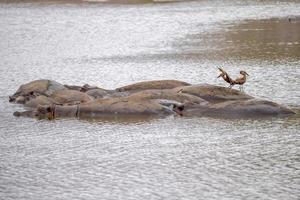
xmin=172 ymin=84 xmax=253 ymax=102
xmin=50 ymin=89 xmax=93 ymax=105
xmin=182 ymin=99 xmax=295 ymax=118
xmin=9 ymin=79 xmax=66 ymax=104
xmin=85 ymin=88 xmax=116 ymax=99
xmin=14 ymin=98 xmax=184 ymax=120
xmin=24 ymin=89 xmax=94 ymax=108
xmin=116 ymin=80 xmax=191 ymax=92
xmin=64 ymin=84 xmax=102 ymax=92
xmin=124 ymin=89 xmax=208 ymax=106
xmin=11 ymin=79 xmax=295 ymax=120
xmin=10 ymin=80 xmax=97 ymax=109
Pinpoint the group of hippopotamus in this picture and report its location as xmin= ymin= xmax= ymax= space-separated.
xmin=9 ymin=79 xmax=295 ymax=120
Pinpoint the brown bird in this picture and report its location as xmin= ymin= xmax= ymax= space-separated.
xmin=217 ymin=68 xmax=249 ymax=91
xmin=233 ymin=70 xmax=249 ymax=92
xmin=217 ymin=67 xmax=235 ymax=88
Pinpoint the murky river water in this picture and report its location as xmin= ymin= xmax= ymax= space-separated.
xmin=0 ymin=0 xmax=299 ymax=199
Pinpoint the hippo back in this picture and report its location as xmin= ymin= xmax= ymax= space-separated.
xmin=116 ymin=80 xmax=191 ymax=92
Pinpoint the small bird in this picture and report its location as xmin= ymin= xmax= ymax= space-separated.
xmin=217 ymin=68 xmax=249 ymax=91
xmin=234 ymin=71 xmax=249 ymax=92
xmin=217 ymin=67 xmax=235 ymax=88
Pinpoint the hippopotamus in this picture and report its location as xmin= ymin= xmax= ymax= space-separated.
xmin=11 ymin=79 xmax=295 ymax=120
xmin=116 ymin=80 xmax=191 ymax=92
xmin=23 ymin=89 xmax=94 ymax=108
xmin=85 ymin=88 xmax=116 ymax=99
xmin=14 ymin=98 xmax=184 ymax=120
xmin=24 ymin=95 xmax=56 ymax=109
xmin=50 ymin=89 xmax=93 ymax=105
xmin=9 ymin=79 xmax=66 ymax=104
xmin=10 ymin=80 xmax=97 ymax=109
xmin=64 ymin=84 xmax=101 ymax=92
xmin=172 ymin=84 xmax=253 ymax=103
xmin=182 ymin=99 xmax=295 ymax=118
xmin=169 ymin=84 xmax=294 ymax=117
xmin=124 ymin=89 xmax=208 ymax=106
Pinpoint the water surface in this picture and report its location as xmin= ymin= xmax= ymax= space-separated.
xmin=0 ymin=0 xmax=299 ymax=199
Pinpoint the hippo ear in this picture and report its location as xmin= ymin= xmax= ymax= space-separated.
xmin=178 ymin=105 xmax=185 ymax=111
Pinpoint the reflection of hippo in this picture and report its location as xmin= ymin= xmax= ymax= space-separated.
xmin=10 ymin=79 xmax=295 ymax=120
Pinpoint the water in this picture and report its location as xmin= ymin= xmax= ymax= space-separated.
xmin=0 ymin=0 xmax=299 ymax=199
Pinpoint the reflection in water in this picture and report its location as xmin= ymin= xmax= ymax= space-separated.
xmin=78 ymin=114 xmax=167 ymax=124
xmin=179 ymin=18 xmax=300 ymax=61
xmin=223 ymin=18 xmax=300 ymax=60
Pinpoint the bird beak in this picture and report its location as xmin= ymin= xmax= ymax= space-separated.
xmin=217 ymin=74 xmax=221 ymax=78
xmin=245 ymin=72 xmax=249 ymax=76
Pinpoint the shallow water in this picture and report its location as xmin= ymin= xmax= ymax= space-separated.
xmin=0 ymin=0 xmax=299 ymax=199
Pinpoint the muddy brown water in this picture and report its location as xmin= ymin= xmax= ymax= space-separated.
xmin=0 ymin=0 xmax=299 ymax=199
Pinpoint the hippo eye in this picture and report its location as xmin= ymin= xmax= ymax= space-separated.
xmin=46 ymin=107 xmax=51 ymax=112
xmin=178 ymin=105 xmax=184 ymax=111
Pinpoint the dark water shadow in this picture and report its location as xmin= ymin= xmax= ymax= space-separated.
xmin=177 ymin=18 xmax=300 ymax=61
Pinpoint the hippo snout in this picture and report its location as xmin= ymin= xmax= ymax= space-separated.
xmin=13 ymin=111 xmax=21 ymax=117
xmin=173 ymin=104 xmax=185 ymax=116
xmin=9 ymin=96 xmax=15 ymax=102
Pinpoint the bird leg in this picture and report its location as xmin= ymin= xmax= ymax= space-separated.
xmin=239 ymin=85 xmax=244 ymax=92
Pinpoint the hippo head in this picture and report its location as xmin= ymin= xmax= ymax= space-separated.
xmin=9 ymin=91 xmax=40 ymax=104
xmin=13 ymin=105 xmax=55 ymax=119
xmin=9 ymin=80 xmax=66 ymax=104
xmin=34 ymin=105 xmax=55 ymax=120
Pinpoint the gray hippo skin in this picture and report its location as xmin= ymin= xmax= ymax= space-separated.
xmin=11 ymin=80 xmax=295 ymax=120
xmin=116 ymin=80 xmax=191 ymax=92
xmin=50 ymin=89 xmax=93 ymax=105
xmin=14 ymin=98 xmax=184 ymax=120
xmin=182 ymin=99 xmax=295 ymax=118
xmin=10 ymin=80 xmax=96 ymax=108
xmin=9 ymin=79 xmax=66 ymax=104
xmin=24 ymin=89 xmax=94 ymax=108
xmin=173 ymin=84 xmax=295 ymax=118
xmin=172 ymin=84 xmax=253 ymax=102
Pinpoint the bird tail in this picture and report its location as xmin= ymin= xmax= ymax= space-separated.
xmin=217 ymin=67 xmax=234 ymax=84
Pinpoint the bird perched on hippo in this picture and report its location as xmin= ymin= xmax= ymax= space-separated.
xmin=217 ymin=67 xmax=249 ymax=91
